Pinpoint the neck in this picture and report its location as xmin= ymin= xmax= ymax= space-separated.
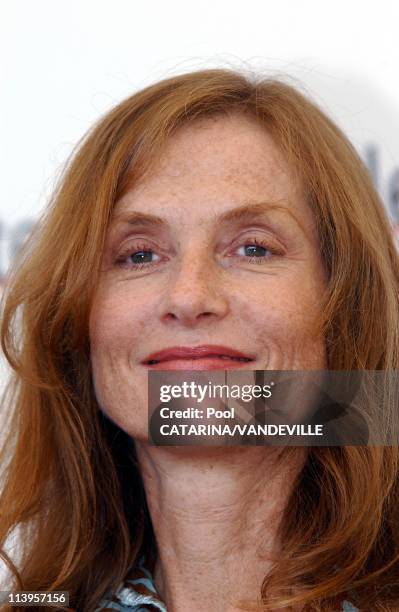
xmin=134 ymin=444 xmax=307 ymax=612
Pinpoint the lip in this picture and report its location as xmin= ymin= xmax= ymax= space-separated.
xmin=142 ymin=344 xmax=256 ymax=370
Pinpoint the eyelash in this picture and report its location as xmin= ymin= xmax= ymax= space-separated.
xmin=115 ymin=237 xmax=281 ymax=270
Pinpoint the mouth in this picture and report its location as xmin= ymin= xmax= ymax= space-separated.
xmin=142 ymin=345 xmax=255 ymax=370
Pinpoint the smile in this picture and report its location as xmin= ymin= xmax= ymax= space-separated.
xmin=142 ymin=345 xmax=255 ymax=369
xmin=147 ymin=355 xmax=252 ymax=364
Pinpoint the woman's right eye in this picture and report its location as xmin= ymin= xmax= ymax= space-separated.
xmin=129 ymin=250 xmax=158 ymax=264
xmin=115 ymin=245 xmax=162 ymax=269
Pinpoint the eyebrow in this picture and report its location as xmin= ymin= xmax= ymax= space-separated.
xmin=214 ymin=201 xmax=295 ymax=224
xmin=111 ymin=210 xmax=166 ymax=227
xmin=110 ymin=200 xmax=309 ymax=238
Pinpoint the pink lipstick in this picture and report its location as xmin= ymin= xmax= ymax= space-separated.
xmin=142 ymin=344 xmax=255 ymax=370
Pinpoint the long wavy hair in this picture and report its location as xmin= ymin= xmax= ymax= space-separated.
xmin=1 ymin=69 xmax=399 ymax=611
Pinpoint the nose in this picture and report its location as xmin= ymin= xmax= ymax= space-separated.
xmin=159 ymin=253 xmax=230 ymax=327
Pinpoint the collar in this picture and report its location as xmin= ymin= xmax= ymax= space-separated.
xmin=96 ymin=557 xmax=358 ymax=611
xmin=95 ymin=556 xmax=167 ymax=611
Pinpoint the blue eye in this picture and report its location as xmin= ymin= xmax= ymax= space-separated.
xmin=236 ymin=243 xmax=271 ymax=259
xmin=129 ymin=250 xmax=155 ymax=264
xmin=242 ymin=244 xmax=269 ymax=257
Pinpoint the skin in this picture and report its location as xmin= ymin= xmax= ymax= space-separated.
xmin=89 ymin=113 xmax=328 ymax=611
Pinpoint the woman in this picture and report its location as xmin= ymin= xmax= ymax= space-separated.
xmin=1 ymin=68 xmax=399 ymax=611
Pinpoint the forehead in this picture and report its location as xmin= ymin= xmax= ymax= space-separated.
xmin=113 ymin=113 xmax=307 ymax=226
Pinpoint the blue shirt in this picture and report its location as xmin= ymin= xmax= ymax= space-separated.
xmin=95 ymin=558 xmax=359 ymax=611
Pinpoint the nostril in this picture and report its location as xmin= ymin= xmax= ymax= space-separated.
xmin=164 ymin=311 xmax=214 ymax=322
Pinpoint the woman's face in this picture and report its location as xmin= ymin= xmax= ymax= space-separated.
xmin=89 ymin=113 xmax=327 ymax=440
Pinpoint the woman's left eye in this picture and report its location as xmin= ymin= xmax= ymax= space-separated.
xmin=236 ymin=244 xmax=271 ymax=258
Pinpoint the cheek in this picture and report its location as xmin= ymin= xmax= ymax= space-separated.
xmin=88 ymin=287 xmax=152 ymax=436
xmin=89 ymin=284 xmax=151 ymax=354
xmin=235 ymin=270 xmax=326 ymax=368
